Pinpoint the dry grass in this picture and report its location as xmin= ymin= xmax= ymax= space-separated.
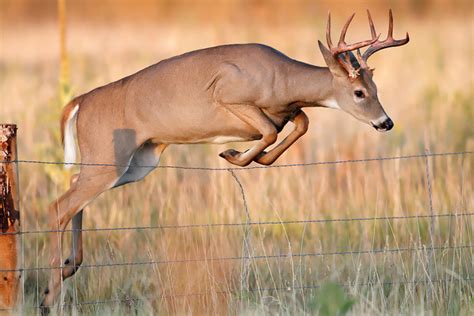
xmin=0 ymin=0 xmax=473 ymax=314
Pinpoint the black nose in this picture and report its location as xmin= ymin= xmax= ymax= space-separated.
xmin=380 ymin=118 xmax=394 ymax=131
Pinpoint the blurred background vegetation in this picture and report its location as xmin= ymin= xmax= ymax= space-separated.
xmin=0 ymin=0 xmax=472 ymax=314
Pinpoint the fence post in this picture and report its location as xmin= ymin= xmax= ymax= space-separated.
xmin=0 ymin=124 xmax=21 ymax=312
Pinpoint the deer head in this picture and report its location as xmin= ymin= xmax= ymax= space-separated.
xmin=318 ymin=10 xmax=409 ymax=131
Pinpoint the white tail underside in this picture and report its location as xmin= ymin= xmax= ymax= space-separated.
xmin=64 ymin=104 xmax=79 ymax=169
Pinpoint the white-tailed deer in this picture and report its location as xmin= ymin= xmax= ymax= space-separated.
xmin=41 ymin=10 xmax=408 ymax=310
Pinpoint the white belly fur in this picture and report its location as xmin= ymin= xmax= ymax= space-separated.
xmin=154 ymin=135 xmax=254 ymax=145
xmin=205 ymin=136 xmax=249 ymax=144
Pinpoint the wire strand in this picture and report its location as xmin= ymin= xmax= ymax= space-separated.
xmin=0 ymin=151 xmax=471 ymax=171
xmin=2 ymin=212 xmax=471 ymax=236
xmin=2 ymin=244 xmax=471 ymax=273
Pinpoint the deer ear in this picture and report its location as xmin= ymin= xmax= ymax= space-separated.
xmin=318 ymin=40 xmax=347 ymax=78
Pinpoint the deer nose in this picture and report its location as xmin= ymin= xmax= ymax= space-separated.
xmin=380 ymin=118 xmax=394 ymax=131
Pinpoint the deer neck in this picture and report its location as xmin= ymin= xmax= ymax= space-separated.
xmin=285 ymin=63 xmax=338 ymax=109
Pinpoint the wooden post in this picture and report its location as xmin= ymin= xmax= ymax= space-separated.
xmin=0 ymin=124 xmax=21 ymax=311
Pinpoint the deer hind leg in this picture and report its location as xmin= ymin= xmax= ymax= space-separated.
xmin=60 ymin=143 xmax=166 ymax=285
xmin=41 ymin=167 xmax=121 ymax=311
xmin=254 ymin=110 xmax=309 ymax=165
xmin=219 ymin=104 xmax=277 ymax=166
xmin=62 ymin=210 xmax=83 ymax=280
xmin=61 ymin=174 xmax=83 ymax=280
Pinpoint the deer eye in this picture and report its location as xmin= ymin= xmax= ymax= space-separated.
xmin=354 ymin=90 xmax=365 ymax=98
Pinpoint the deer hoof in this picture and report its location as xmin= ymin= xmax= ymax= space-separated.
xmin=219 ymin=149 xmax=241 ymax=159
xmin=39 ymin=299 xmax=51 ymax=315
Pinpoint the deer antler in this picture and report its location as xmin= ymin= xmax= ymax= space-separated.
xmin=325 ymin=10 xmax=409 ymax=78
xmin=326 ymin=12 xmax=379 ymax=78
xmin=363 ymin=9 xmax=410 ymax=61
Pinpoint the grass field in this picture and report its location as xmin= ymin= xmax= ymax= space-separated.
xmin=1 ymin=0 xmax=473 ymax=314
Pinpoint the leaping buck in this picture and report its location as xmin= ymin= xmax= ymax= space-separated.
xmin=41 ymin=10 xmax=409 ymax=310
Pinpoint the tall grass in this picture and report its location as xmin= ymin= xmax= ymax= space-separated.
xmin=0 ymin=1 xmax=472 ymax=314
xmin=35 ymin=0 xmax=74 ymax=190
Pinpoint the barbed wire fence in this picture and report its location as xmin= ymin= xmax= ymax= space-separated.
xmin=0 ymin=150 xmax=472 ymax=311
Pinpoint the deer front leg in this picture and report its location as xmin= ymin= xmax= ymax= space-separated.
xmin=254 ymin=110 xmax=309 ymax=165
xmin=219 ymin=104 xmax=277 ymax=167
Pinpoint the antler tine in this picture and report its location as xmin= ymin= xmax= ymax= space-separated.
xmin=338 ymin=13 xmax=355 ymax=45
xmin=388 ymin=9 xmax=393 ymax=39
xmin=367 ymin=9 xmax=377 ymax=39
xmin=330 ymin=12 xmax=379 ymax=56
xmin=326 ymin=11 xmax=333 ymax=48
xmin=362 ymin=9 xmax=410 ymax=61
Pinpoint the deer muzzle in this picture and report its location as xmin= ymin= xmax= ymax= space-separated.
xmin=371 ymin=117 xmax=394 ymax=132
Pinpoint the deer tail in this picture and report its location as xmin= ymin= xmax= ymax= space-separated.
xmin=60 ymin=96 xmax=83 ymax=169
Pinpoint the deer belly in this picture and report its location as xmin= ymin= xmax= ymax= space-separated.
xmin=203 ymin=135 xmax=254 ymax=144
